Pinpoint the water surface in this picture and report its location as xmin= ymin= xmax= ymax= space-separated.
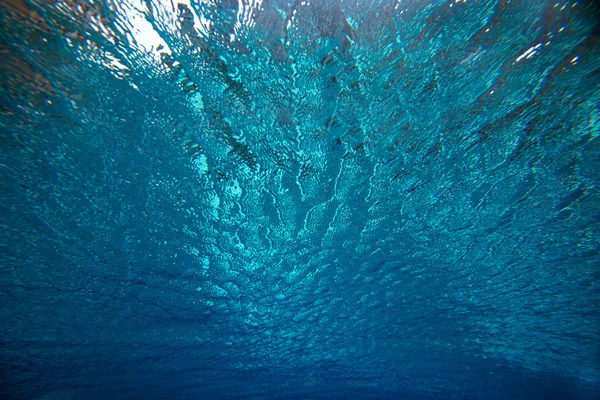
xmin=1 ymin=0 xmax=599 ymax=399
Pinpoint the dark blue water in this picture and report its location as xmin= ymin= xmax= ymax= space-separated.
xmin=1 ymin=0 xmax=599 ymax=399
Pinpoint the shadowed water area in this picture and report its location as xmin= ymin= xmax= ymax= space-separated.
xmin=1 ymin=0 xmax=599 ymax=399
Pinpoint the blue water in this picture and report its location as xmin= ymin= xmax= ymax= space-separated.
xmin=1 ymin=0 xmax=599 ymax=399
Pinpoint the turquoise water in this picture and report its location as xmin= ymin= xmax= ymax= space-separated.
xmin=1 ymin=0 xmax=599 ymax=399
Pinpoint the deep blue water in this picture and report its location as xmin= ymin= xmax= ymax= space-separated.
xmin=1 ymin=0 xmax=600 ymax=399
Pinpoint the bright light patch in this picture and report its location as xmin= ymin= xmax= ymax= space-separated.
xmin=516 ymin=43 xmax=542 ymax=62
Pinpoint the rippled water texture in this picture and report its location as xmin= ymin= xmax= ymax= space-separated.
xmin=1 ymin=0 xmax=600 ymax=399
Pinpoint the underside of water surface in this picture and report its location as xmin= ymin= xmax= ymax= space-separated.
xmin=1 ymin=0 xmax=599 ymax=399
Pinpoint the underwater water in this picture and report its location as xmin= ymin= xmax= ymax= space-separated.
xmin=1 ymin=0 xmax=600 ymax=399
